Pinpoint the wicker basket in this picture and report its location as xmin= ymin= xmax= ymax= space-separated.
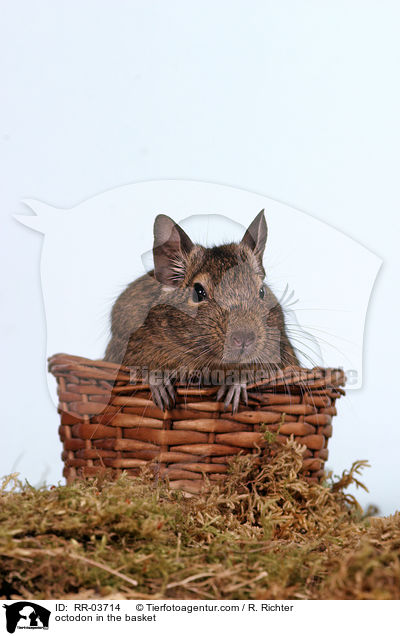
xmin=48 ymin=353 xmax=346 ymax=494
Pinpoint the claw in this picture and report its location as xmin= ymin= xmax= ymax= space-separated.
xmin=217 ymin=381 xmax=248 ymax=414
xmin=232 ymin=386 xmax=240 ymax=414
xmin=165 ymin=376 xmax=175 ymax=401
xmin=216 ymin=385 xmax=225 ymax=402
xmin=150 ymin=386 xmax=164 ymax=411
xmin=150 ymin=376 xmax=176 ymax=411
xmin=241 ymin=384 xmax=248 ymax=406
xmin=159 ymin=383 xmax=170 ymax=407
xmin=224 ymin=384 xmax=236 ymax=412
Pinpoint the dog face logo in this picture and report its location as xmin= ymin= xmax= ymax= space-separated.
xmin=2 ymin=602 xmax=50 ymax=633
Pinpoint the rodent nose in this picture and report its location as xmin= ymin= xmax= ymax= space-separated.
xmin=230 ymin=329 xmax=256 ymax=349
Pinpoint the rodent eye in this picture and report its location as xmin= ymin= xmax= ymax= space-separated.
xmin=259 ymin=285 xmax=265 ymax=299
xmin=193 ymin=283 xmax=207 ymax=303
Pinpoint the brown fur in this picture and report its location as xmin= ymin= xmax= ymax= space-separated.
xmin=104 ymin=212 xmax=298 ymax=380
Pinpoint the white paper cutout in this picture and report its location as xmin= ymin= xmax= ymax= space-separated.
xmin=16 ymin=180 xmax=382 ymax=407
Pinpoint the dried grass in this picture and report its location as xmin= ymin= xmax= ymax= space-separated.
xmin=1 ymin=438 xmax=399 ymax=600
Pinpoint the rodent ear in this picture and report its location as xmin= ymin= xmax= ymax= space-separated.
xmin=241 ymin=209 xmax=268 ymax=261
xmin=153 ymin=214 xmax=194 ymax=286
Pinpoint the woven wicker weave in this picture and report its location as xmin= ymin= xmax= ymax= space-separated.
xmin=48 ymin=353 xmax=345 ymax=493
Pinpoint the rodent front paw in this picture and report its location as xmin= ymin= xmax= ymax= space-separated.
xmin=216 ymin=382 xmax=248 ymax=414
xmin=150 ymin=376 xmax=176 ymax=412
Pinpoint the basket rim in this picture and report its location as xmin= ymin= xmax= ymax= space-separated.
xmin=48 ymin=352 xmax=346 ymax=394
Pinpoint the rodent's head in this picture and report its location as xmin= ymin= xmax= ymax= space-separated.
xmin=151 ymin=211 xmax=289 ymax=369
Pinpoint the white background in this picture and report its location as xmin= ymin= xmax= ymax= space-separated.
xmin=1 ymin=1 xmax=400 ymax=515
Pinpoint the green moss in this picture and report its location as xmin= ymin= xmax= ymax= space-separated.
xmin=0 ymin=440 xmax=399 ymax=600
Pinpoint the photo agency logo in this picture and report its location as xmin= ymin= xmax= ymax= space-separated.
xmin=2 ymin=603 xmax=51 ymax=633
xmin=14 ymin=180 xmax=382 ymax=409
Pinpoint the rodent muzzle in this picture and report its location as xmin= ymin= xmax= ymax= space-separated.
xmin=229 ymin=329 xmax=256 ymax=351
xmin=222 ymin=325 xmax=260 ymax=363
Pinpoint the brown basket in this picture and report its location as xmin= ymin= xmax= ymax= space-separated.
xmin=48 ymin=353 xmax=346 ymax=494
